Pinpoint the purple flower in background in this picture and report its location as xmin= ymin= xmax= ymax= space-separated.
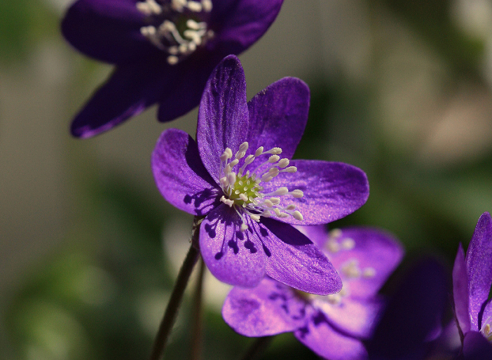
xmin=452 ymin=212 xmax=492 ymax=359
xmin=222 ymin=226 xmax=403 ymax=360
xmin=152 ymin=55 xmax=369 ymax=294
xmin=61 ymin=0 xmax=283 ymax=137
xmin=366 ymin=257 xmax=449 ymax=360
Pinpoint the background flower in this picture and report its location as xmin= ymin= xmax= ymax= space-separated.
xmin=61 ymin=0 xmax=284 ymax=137
xmin=222 ymin=226 xmax=403 ymax=360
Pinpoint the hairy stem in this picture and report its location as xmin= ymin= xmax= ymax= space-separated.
xmin=191 ymin=258 xmax=206 ymax=360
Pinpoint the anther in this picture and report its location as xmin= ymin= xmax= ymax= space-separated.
xmin=278 ymin=158 xmax=289 ymax=168
xmin=268 ymin=155 xmax=280 ymax=163
xmin=281 ymin=166 xmax=297 ymax=173
xmin=291 ymin=190 xmax=304 ymax=198
xmin=293 ymin=211 xmax=303 ymax=221
xmin=362 ymin=268 xmax=376 ymax=278
xmin=255 ymin=147 xmax=264 ymax=156
xmin=221 ymin=148 xmax=233 ymax=161
xmin=341 ymin=238 xmax=355 ymax=250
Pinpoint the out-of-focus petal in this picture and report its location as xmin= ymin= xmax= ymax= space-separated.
xmin=462 ymin=331 xmax=492 ymax=360
xmin=295 ymin=309 xmax=368 ymax=360
xmin=453 ymin=243 xmax=471 ymax=335
xmin=466 ymin=212 xmax=492 ymax=331
xmin=210 ymin=0 xmax=284 ymax=55
xmin=199 ymin=205 xmax=266 ymax=288
xmin=264 ymin=160 xmax=369 ymax=225
xmin=327 ymin=227 xmax=404 ymax=298
xmin=152 ymin=129 xmax=219 ymax=216
xmin=367 ymin=258 xmax=448 ymax=360
xmin=245 ymin=77 xmax=309 ymax=160
xmin=314 ymin=297 xmax=384 ymax=339
xmin=260 ymin=218 xmax=342 ymax=295
xmin=61 ymin=0 xmax=158 ymax=64
xmin=70 ymin=63 xmax=168 ymax=138
xmin=197 ymin=55 xmax=249 ymax=181
xmin=222 ymin=277 xmax=306 ymax=337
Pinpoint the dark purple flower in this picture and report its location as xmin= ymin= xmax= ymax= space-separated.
xmin=152 ymin=55 xmax=370 ymax=294
xmin=366 ymin=258 xmax=449 ymax=360
xmin=61 ymin=0 xmax=283 ymax=138
xmin=222 ymin=226 xmax=403 ymax=360
xmin=452 ymin=212 xmax=492 ymax=359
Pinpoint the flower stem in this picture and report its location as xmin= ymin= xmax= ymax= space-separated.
xmin=190 ymin=257 xmax=206 ymax=360
xmin=238 ymin=336 xmax=274 ymax=360
xmin=149 ymin=218 xmax=202 ymax=360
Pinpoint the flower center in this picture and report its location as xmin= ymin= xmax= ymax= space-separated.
xmin=481 ymin=318 xmax=492 ymax=342
xmin=136 ymin=0 xmax=214 ymax=65
xmin=218 ymin=142 xmax=304 ymax=231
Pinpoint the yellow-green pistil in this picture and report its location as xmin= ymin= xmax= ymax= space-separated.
xmin=219 ymin=142 xmax=304 ymax=231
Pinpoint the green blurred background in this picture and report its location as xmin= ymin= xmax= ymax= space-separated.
xmin=1 ymin=0 xmax=492 ymax=359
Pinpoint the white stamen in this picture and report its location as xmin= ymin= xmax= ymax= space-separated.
xmin=293 ymin=211 xmax=303 ymax=221
xmin=362 ymin=267 xmax=376 ymax=278
xmin=220 ymin=196 xmax=234 ymax=207
xmin=268 ymin=155 xmax=280 ymax=163
xmin=167 ymin=56 xmax=179 ymax=65
xmin=187 ymin=1 xmax=202 ymax=12
xmin=326 ymin=239 xmax=340 ymax=253
xmin=281 ymin=166 xmax=297 ymax=173
xmin=240 ymin=223 xmax=248 ymax=232
xmin=255 ymin=147 xmax=264 ymax=157
xmin=202 ymin=0 xmax=213 ymax=12
xmin=341 ymin=238 xmax=355 ymax=250
xmin=291 ymin=189 xmax=304 ymax=198
xmin=278 ymin=158 xmax=289 ymax=168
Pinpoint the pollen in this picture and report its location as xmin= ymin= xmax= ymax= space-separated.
xmin=218 ymin=142 xmax=304 ymax=231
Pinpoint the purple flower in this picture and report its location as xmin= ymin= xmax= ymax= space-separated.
xmin=367 ymin=257 xmax=449 ymax=360
xmin=152 ymin=55 xmax=370 ymax=294
xmin=452 ymin=212 xmax=492 ymax=359
xmin=222 ymin=226 xmax=403 ymax=360
xmin=61 ymin=0 xmax=283 ymax=138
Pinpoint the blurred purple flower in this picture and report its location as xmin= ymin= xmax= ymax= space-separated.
xmin=452 ymin=212 xmax=492 ymax=359
xmin=366 ymin=257 xmax=449 ymax=360
xmin=222 ymin=226 xmax=403 ymax=360
xmin=61 ymin=0 xmax=283 ymax=137
xmin=152 ymin=55 xmax=369 ymax=294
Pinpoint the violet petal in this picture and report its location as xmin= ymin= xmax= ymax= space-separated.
xmin=328 ymin=227 xmax=404 ymax=299
xmin=453 ymin=243 xmax=471 ymax=335
xmin=211 ymin=0 xmax=284 ymax=55
xmin=260 ymin=218 xmax=342 ymax=295
xmin=222 ymin=277 xmax=306 ymax=337
xmin=197 ymin=55 xmax=249 ymax=182
xmin=314 ymin=297 xmax=384 ymax=339
xmin=199 ymin=205 xmax=266 ymax=288
xmin=264 ymin=160 xmax=369 ymax=225
xmin=152 ymin=129 xmax=220 ymax=216
xmin=70 ymin=63 xmax=167 ymax=138
xmin=245 ymin=77 xmax=309 ymax=160
xmin=466 ymin=212 xmax=492 ymax=331
xmin=295 ymin=308 xmax=368 ymax=360
xmin=462 ymin=331 xmax=492 ymax=360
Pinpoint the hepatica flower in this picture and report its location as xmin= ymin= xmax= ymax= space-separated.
xmin=222 ymin=226 xmax=403 ymax=360
xmin=61 ymin=0 xmax=283 ymax=137
xmin=152 ymin=55 xmax=369 ymax=294
xmin=453 ymin=212 xmax=492 ymax=359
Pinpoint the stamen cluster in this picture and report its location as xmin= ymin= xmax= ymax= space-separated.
xmin=136 ymin=0 xmax=214 ymax=65
xmin=218 ymin=142 xmax=304 ymax=231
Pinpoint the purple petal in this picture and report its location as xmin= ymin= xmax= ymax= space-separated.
xmin=264 ymin=161 xmax=369 ymax=225
xmin=466 ymin=212 xmax=492 ymax=331
xmin=245 ymin=77 xmax=309 ymax=160
xmin=157 ymin=55 xmax=221 ymax=123
xmin=222 ymin=278 xmax=306 ymax=337
xmin=70 ymin=63 xmax=168 ymax=138
xmin=152 ymin=129 xmax=220 ymax=216
xmin=197 ymin=55 xmax=249 ymax=182
xmin=314 ymin=297 xmax=384 ymax=339
xmin=295 ymin=309 xmax=368 ymax=360
xmin=453 ymin=243 xmax=471 ymax=335
xmin=199 ymin=205 xmax=266 ymax=287
xmin=327 ymin=227 xmax=404 ymax=298
xmin=260 ymin=218 xmax=342 ymax=295
xmin=295 ymin=225 xmax=329 ymax=248
xmin=210 ymin=0 xmax=284 ymax=55
xmin=481 ymin=299 xmax=492 ymax=331
xmin=367 ymin=258 xmax=448 ymax=360
xmin=463 ymin=331 xmax=492 ymax=360
xmin=61 ymin=0 xmax=158 ymax=64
